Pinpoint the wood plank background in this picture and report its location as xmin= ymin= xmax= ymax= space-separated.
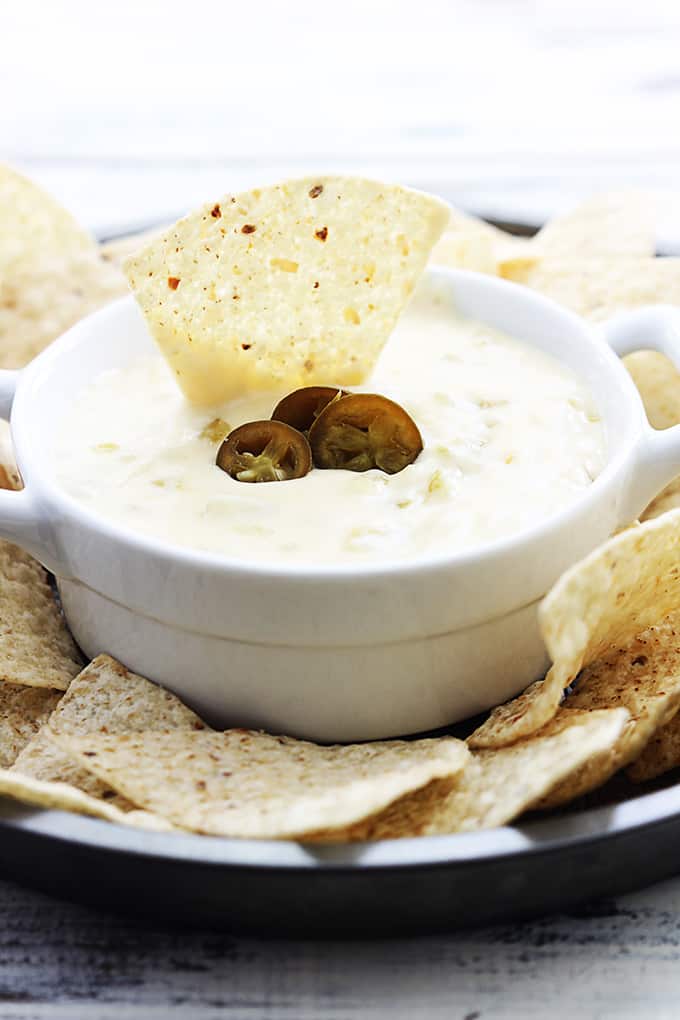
xmin=0 ymin=874 xmax=679 ymax=1018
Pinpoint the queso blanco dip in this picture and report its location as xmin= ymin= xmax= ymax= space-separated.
xmin=54 ymin=282 xmax=606 ymax=565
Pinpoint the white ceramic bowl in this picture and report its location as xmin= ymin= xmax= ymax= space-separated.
xmin=1 ymin=269 xmax=679 ymax=742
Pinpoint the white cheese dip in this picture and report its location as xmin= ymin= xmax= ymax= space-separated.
xmin=54 ymin=283 xmax=606 ymax=565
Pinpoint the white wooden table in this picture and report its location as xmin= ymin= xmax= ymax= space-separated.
xmin=3 ymin=1 xmax=680 ymax=1014
xmin=0 ymin=874 xmax=679 ymax=1019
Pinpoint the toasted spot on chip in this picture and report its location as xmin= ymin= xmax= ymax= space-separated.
xmin=51 ymin=729 xmax=468 ymax=839
xmin=315 ymin=708 xmax=627 ymax=841
xmin=470 ymin=512 xmax=680 ymax=748
xmin=123 ymin=176 xmax=450 ymax=405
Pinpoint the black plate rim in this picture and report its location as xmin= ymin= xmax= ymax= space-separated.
xmin=1 ymin=777 xmax=679 ymax=872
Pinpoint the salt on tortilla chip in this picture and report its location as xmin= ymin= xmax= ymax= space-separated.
xmin=9 ymin=654 xmax=205 ymax=817
xmin=124 ymin=176 xmax=450 ymax=405
xmin=501 ymin=257 xmax=680 ymax=323
xmin=539 ymin=615 xmax=680 ymax=807
xmin=470 ymin=512 xmax=680 ymax=748
xmin=0 ymin=164 xmax=127 ymax=368
xmin=0 ymin=684 xmax=61 ymax=768
xmin=50 ymin=729 xmax=468 ymax=839
xmin=530 ymin=192 xmax=656 ymax=260
xmin=0 ymin=542 xmax=83 ymax=690
xmin=312 ymin=708 xmax=628 ymax=841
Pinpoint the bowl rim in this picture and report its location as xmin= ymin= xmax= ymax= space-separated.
xmin=12 ymin=268 xmax=646 ymax=582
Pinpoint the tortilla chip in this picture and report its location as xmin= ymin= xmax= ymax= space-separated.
xmin=51 ymin=729 xmax=468 ymax=839
xmin=540 ymin=615 xmax=680 ymax=807
xmin=625 ymin=351 xmax=680 ymax=431
xmin=0 ymin=770 xmax=174 ymax=831
xmin=0 ymin=164 xmax=127 ymax=368
xmin=0 ymin=422 xmax=20 ymax=491
xmin=10 ymin=654 xmax=205 ymax=814
xmin=497 ymin=193 xmax=656 ymax=280
xmin=643 ymin=478 xmax=680 ymax=522
xmin=0 ymin=542 xmax=83 ymax=690
xmin=470 ymin=512 xmax=680 ymax=748
xmin=0 ymin=163 xmax=93 ymax=264
xmin=99 ymin=225 xmax=167 ymax=269
xmin=429 ymin=207 xmax=536 ymax=276
xmin=501 ymin=256 xmax=680 ymax=323
xmin=124 ymin=176 xmax=450 ymax=405
xmin=429 ymin=229 xmax=497 ymax=274
xmin=43 ymin=653 xmax=205 ymax=737
xmin=468 ymin=675 xmax=564 ymax=750
xmin=530 ymin=192 xmax=656 ymax=260
xmin=624 ymin=350 xmax=680 ymax=523
xmin=314 ymin=708 xmax=628 ymax=841
xmin=541 ymin=513 xmax=680 ymax=680
xmin=628 ymin=702 xmax=680 ymax=782
xmin=0 ymin=684 xmax=61 ymax=768
xmin=430 ymin=209 xmax=506 ymax=273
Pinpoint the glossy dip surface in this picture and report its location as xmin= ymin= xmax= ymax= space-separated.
xmin=54 ymin=282 xmax=606 ymax=565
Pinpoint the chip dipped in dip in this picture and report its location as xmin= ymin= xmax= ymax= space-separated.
xmin=54 ymin=277 xmax=606 ymax=565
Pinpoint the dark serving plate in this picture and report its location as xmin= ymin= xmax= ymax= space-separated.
xmin=1 ymin=777 xmax=680 ymax=935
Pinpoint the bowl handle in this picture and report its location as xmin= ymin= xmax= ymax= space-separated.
xmin=601 ymin=306 xmax=680 ymax=524
xmin=0 ymin=370 xmax=64 ymax=573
